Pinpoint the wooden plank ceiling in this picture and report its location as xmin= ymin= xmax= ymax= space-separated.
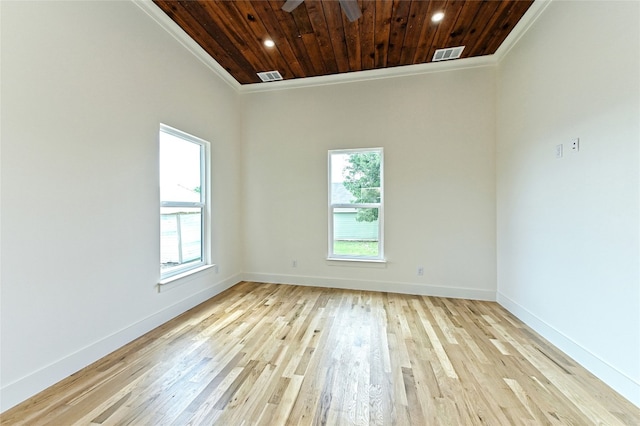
xmin=153 ymin=0 xmax=535 ymax=85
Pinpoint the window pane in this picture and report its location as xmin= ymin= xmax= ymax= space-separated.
xmin=330 ymin=152 xmax=351 ymax=204
xmin=161 ymin=207 xmax=202 ymax=270
xmin=330 ymin=151 xmax=381 ymax=204
xmin=160 ymin=132 xmax=202 ymax=203
xmin=332 ymin=207 xmax=379 ymax=257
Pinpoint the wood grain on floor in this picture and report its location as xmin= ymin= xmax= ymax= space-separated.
xmin=2 ymin=282 xmax=638 ymax=425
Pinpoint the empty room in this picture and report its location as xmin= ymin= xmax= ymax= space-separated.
xmin=1 ymin=0 xmax=638 ymax=424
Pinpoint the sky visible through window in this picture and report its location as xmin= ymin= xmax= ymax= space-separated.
xmin=160 ymin=132 xmax=201 ymax=203
xmin=331 ymin=153 xmax=349 ymax=184
xmin=160 ymin=128 xmax=205 ymax=275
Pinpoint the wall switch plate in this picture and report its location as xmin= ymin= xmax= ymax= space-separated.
xmin=571 ymin=138 xmax=579 ymax=152
xmin=417 ymin=267 xmax=424 ymax=276
xmin=556 ymin=144 xmax=563 ymax=158
xmin=292 ymin=260 xmax=297 ymax=268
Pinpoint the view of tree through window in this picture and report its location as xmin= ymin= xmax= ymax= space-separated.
xmin=329 ymin=148 xmax=383 ymax=260
xmin=342 ymin=151 xmax=381 ymax=222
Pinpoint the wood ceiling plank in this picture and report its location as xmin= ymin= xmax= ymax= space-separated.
xmin=481 ymin=1 xmax=533 ymax=55
xmin=153 ymin=0 xmax=535 ymax=84
xmin=460 ymin=1 xmax=500 ymax=57
xmin=220 ymin=1 xmax=293 ymax=76
xmin=463 ymin=0 xmax=512 ymax=57
xmin=386 ymin=0 xmax=412 ymax=67
xmin=341 ymin=3 xmax=362 ymax=72
xmin=188 ymin=1 xmax=247 ymax=51
xmin=398 ymin=0 xmax=433 ymax=66
xmin=321 ymin=0 xmax=351 ymax=73
xmin=373 ymin=0 xmax=393 ymax=68
xmin=289 ymin=0 xmax=314 ymax=34
xmin=445 ymin=0 xmax=485 ymax=58
xmin=153 ymin=0 xmax=258 ymax=84
xmin=425 ymin=0 xmax=467 ymax=64
xmin=246 ymin=1 xmax=305 ymax=78
xmin=306 ymin=0 xmax=339 ymax=75
xmin=183 ymin=0 xmax=274 ymax=77
xmin=359 ymin=0 xmax=376 ymax=70
xmin=289 ymin=1 xmax=329 ymax=75
xmin=210 ymin=1 xmax=281 ymax=73
xmin=412 ymin=0 xmax=447 ymax=63
xmin=267 ymin=0 xmax=317 ymax=77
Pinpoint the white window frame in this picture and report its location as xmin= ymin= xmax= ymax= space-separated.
xmin=328 ymin=147 xmax=384 ymax=262
xmin=159 ymin=124 xmax=210 ymax=281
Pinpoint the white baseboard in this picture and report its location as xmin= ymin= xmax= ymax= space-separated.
xmin=497 ymin=292 xmax=640 ymax=407
xmin=242 ymin=272 xmax=496 ymax=301
xmin=0 ymin=274 xmax=242 ymax=412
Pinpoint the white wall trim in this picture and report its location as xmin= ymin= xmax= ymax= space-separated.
xmin=0 ymin=274 xmax=242 ymax=412
xmin=497 ymin=292 xmax=640 ymax=406
xmin=242 ymin=272 xmax=496 ymax=301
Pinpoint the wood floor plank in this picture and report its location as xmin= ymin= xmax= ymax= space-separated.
xmin=2 ymin=281 xmax=638 ymax=425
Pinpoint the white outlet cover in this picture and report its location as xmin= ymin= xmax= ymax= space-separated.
xmin=571 ymin=138 xmax=580 ymax=151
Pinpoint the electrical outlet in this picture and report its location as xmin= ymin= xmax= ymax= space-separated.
xmin=417 ymin=267 xmax=424 ymax=276
xmin=571 ymin=138 xmax=579 ymax=152
xmin=292 ymin=260 xmax=297 ymax=268
xmin=555 ymin=144 xmax=563 ymax=158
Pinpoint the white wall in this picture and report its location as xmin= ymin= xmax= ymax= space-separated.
xmin=496 ymin=0 xmax=640 ymax=405
xmin=242 ymin=67 xmax=497 ymax=300
xmin=0 ymin=0 xmax=242 ymax=410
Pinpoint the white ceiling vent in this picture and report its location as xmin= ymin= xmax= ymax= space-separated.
xmin=432 ymin=46 xmax=465 ymax=62
xmin=257 ymin=70 xmax=283 ymax=82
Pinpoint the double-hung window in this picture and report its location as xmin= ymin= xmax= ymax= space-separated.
xmin=159 ymin=124 xmax=209 ymax=280
xmin=328 ymin=148 xmax=384 ymax=261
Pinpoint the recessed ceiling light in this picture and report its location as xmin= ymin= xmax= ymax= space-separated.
xmin=432 ymin=12 xmax=444 ymax=22
xmin=264 ymin=39 xmax=275 ymax=48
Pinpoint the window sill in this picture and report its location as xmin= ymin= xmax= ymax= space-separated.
xmin=326 ymin=257 xmax=387 ymax=268
xmin=158 ymin=264 xmax=215 ymax=292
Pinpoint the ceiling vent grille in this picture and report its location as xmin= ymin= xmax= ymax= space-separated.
xmin=432 ymin=46 xmax=465 ymax=62
xmin=257 ymin=70 xmax=283 ymax=82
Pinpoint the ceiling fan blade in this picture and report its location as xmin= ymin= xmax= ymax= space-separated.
xmin=339 ymin=0 xmax=362 ymax=22
xmin=282 ymin=0 xmax=304 ymax=13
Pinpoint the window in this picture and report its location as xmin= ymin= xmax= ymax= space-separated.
xmin=328 ymin=148 xmax=384 ymax=261
xmin=159 ymin=124 xmax=209 ymax=280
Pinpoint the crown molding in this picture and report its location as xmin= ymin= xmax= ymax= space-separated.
xmin=133 ymin=0 xmax=552 ymax=95
xmin=239 ymin=55 xmax=497 ymax=93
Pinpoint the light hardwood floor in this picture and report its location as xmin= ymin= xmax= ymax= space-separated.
xmin=2 ymin=281 xmax=638 ymax=425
